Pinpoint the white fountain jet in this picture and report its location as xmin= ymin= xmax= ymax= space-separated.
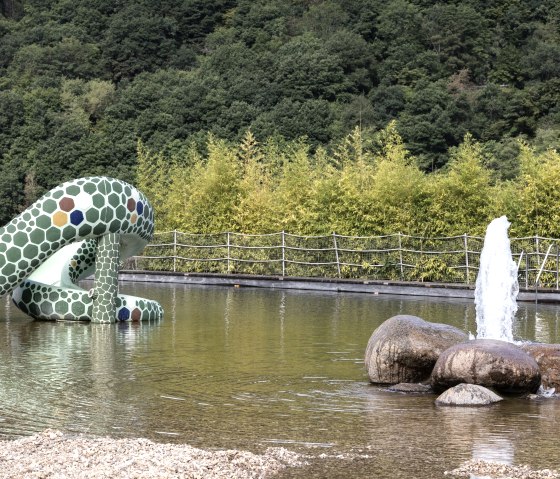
xmin=474 ymin=216 xmax=519 ymax=342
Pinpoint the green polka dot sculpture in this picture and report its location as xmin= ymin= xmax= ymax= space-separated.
xmin=2 ymin=177 xmax=164 ymax=322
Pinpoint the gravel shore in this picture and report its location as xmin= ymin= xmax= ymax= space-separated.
xmin=4 ymin=431 xmax=558 ymax=479
xmin=445 ymin=459 xmax=560 ymax=479
xmin=0 ymin=430 xmax=303 ymax=478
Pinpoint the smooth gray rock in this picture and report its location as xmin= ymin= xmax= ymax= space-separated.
xmin=431 ymin=339 xmax=541 ymax=394
xmin=365 ymin=314 xmax=468 ymax=384
xmin=519 ymin=342 xmax=560 ymax=391
xmin=435 ymin=383 xmax=503 ymax=406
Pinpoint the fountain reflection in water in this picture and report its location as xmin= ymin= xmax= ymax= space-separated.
xmin=474 ymin=216 xmax=519 ymax=342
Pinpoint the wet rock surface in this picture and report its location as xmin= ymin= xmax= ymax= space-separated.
xmin=445 ymin=459 xmax=560 ymax=478
xmin=431 ymin=339 xmax=541 ymax=394
xmin=519 ymin=343 xmax=560 ymax=390
xmin=435 ymin=383 xmax=503 ymax=406
xmin=387 ymin=382 xmax=432 ymax=393
xmin=0 ymin=430 xmax=303 ymax=479
xmin=365 ymin=315 xmax=468 ymax=384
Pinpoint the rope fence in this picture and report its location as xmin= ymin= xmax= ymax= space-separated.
xmin=122 ymin=231 xmax=560 ymax=289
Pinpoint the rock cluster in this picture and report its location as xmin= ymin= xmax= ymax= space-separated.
xmin=365 ymin=315 xmax=560 ymax=405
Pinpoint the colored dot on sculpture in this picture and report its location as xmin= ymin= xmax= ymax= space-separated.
xmin=131 ymin=308 xmax=142 ymax=321
xmin=52 ymin=211 xmax=68 ymax=227
xmin=70 ymin=210 xmax=84 ymax=226
xmin=59 ymin=197 xmax=75 ymax=212
xmin=127 ymin=198 xmax=136 ymax=212
xmin=118 ymin=308 xmax=130 ymax=321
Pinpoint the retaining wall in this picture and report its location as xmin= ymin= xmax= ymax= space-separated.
xmin=118 ymin=270 xmax=560 ymax=303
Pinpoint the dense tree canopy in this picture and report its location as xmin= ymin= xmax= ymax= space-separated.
xmin=0 ymin=0 xmax=559 ymax=229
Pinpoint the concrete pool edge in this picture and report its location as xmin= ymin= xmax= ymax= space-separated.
xmin=117 ymin=271 xmax=560 ymax=303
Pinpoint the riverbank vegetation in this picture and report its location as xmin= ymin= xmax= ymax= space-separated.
xmin=137 ymin=126 xmax=560 ymax=239
xmin=1 ymin=0 xmax=559 ymax=234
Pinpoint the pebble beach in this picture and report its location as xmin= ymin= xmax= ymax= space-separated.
xmin=1 ymin=430 xmax=559 ymax=478
xmin=0 ymin=430 xmax=303 ymax=479
xmin=445 ymin=459 xmax=560 ymax=479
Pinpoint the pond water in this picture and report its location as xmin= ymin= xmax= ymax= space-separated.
xmin=1 ymin=282 xmax=560 ymax=478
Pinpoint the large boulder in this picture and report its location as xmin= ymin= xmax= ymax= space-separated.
xmin=431 ymin=339 xmax=541 ymax=394
xmin=364 ymin=315 xmax=468 ymax=384
xmin=519 ymin=343 xmax=560 ymax=390
xmin=435 ymin=383 xmax=503 ymax=406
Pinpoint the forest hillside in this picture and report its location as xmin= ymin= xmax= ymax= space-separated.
xmin=0 ymin=0 xmax=559 ymax=233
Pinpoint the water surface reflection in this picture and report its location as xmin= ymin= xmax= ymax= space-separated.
xmin=0 ymin=284 xmax=559 ymax=477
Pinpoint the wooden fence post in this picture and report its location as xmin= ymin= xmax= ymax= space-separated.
xmin=525 ymin=253 xmax=529 ymax=288
xmin=281 ymin=231 xmax=286 ymax=277
xmin=398 ymin=233 xmax=404 ymax=280
xmin=464 ymin=233 xmax=469 ymax=285
xmin=173 ymin=230 xmax=177 ymax=273
xmin=556 ymin=242 xmax=560 ymax=289
xmin=333 ymin=232 xmax=341 ymax=278
xmin=227 ymin=232 xmax=231 ymax=273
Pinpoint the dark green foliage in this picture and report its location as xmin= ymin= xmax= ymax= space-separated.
xmin=0 ymin=0 xmax=559 ymax=226
xmin=252 ymin=98 xmax=334 ymax=145
xmin=0 ymin=0 xmax=24 ymax=20
xmin=101 ymin=4 xmax=177 ymax=81
xmin=399 ymin=80 xmax=468 ymax=170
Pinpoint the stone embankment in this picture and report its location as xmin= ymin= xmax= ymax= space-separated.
xmin=0 ymin=430 xmax=303 ymax=479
